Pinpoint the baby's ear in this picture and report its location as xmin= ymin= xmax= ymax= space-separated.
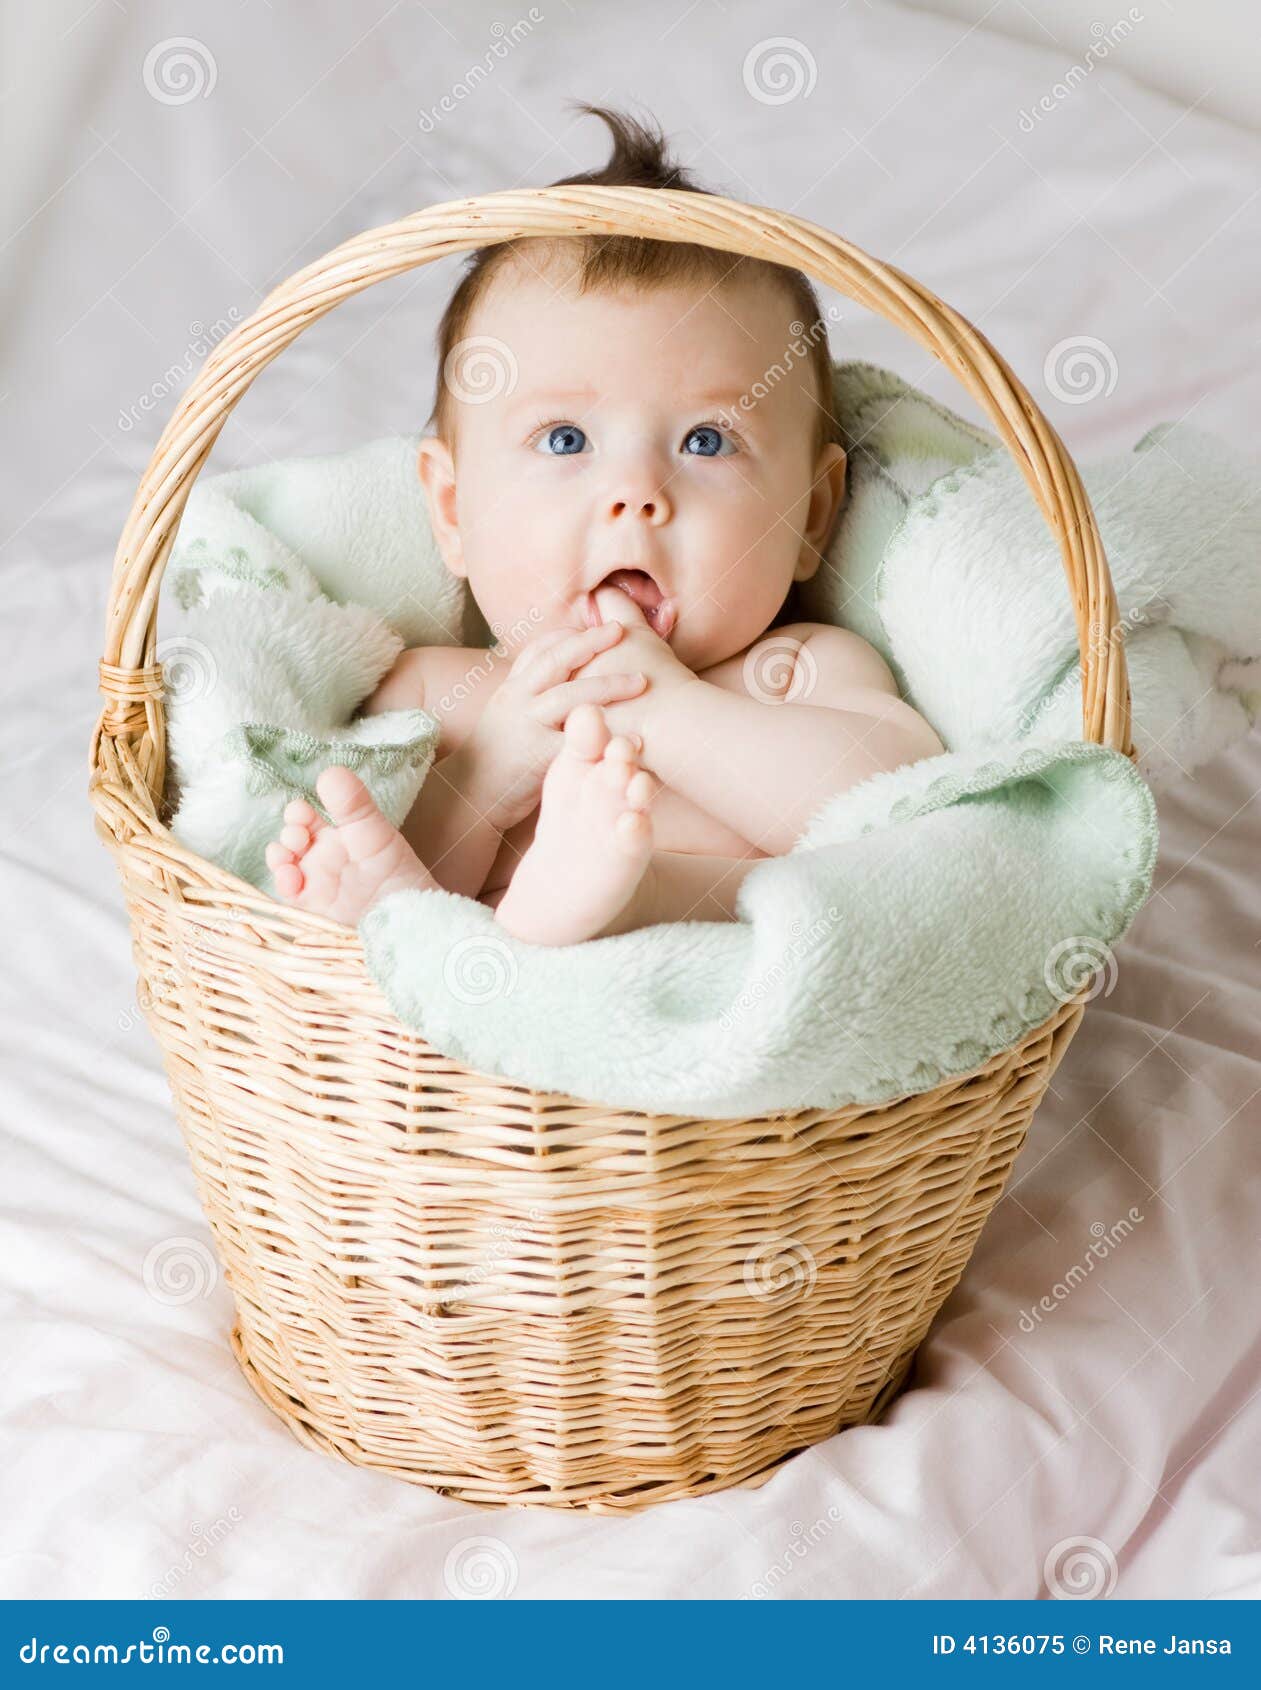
xmin=794 ymin=444 xmax=847 ymax=581
xmin=417 ymin=435 xmax=466 ymax=578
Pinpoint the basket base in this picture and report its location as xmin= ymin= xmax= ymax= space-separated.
xmin=165 ymin=938 xmax=1083 ymax=1516
xmin=229 ymin=1320 xmax=919 ymax=1514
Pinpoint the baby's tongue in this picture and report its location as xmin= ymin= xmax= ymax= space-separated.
xmin=601 ymin=568 xmax=662 ymax=616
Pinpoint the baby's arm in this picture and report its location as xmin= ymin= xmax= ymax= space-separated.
xmin=364 ymin=647 xmax=515 ymax=899
xmin=641 ymin=627 xmax=945 ymax=855
xmin=363 ymin=622 xmax=650 ymax=898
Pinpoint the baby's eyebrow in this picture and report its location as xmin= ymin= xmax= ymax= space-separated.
xmin=504 ymin=386 xmax=758 ymax=413
xmin=506 ymin=386 xmax=600 ymax=408
xmin=686 ymin=390 xmax=756 ymax=408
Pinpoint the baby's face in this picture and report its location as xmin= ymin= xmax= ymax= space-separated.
xmin=419 ymin=254 xmax=845 ymax=672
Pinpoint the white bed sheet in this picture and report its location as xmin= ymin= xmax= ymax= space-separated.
xmin=2 ymin=0 xmax=1258 ymax=1600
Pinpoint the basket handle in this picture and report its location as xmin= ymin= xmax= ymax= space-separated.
xmin=92 ymin=185 xmax=1132 ymax=803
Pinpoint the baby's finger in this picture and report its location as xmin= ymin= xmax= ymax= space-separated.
xmin=508 ymin=625 xmax=574 ymax=675
xmin=535 ymin=671 xmax=646 ymax=727
xmin=520 ymin=622 xmax=624 ymax=691
xmin=523 ymin=621 xmax=623 ymax=687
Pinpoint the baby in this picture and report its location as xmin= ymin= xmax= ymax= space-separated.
xmin=267 ymin=108 xmax=945 ymax=944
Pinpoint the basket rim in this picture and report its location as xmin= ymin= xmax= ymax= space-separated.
xmin=92 ymin=183 xmax=1132 ymax=811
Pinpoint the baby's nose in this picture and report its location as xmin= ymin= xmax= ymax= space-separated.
xmin=607 ymin=487 xmax=671 ymax=525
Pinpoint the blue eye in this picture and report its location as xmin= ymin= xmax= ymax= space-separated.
xmin=682 ymin=425 xmax=733 ymax=457
xmin=537 ymin=423 xmax=588 ymax=456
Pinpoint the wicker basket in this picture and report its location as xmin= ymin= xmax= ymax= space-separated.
xmin=90 ymin=186 xmax=1132 ymax=1513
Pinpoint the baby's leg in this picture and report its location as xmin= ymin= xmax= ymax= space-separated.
xmin=484 ymin=847 xmax=756 ymax=935
xmin=265 ymin=720 xmax=760 ymax=944
xmin=491 ymin=705 xmax=761 ymax=944
xmin=593 ymin=849 xmax=761 ymax=936
xmin=492 ymin=706 xmax=657 ymax=946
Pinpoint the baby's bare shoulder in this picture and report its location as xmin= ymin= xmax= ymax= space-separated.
xmin=701 ymin=620 xmax=899 ymax=704
xmin=774 ymin=622 xmax=900 ymax=694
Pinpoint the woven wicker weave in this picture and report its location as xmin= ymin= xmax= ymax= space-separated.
xmin=90 ymin=186 xmax=1132 ymax=1512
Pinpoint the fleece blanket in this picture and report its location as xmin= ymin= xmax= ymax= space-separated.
xmin=162 ymin=363 xmax=1258 ymax=1114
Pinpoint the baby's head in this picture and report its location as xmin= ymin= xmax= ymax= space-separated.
xmin=418 ymin=106 xmax=847 ymax=673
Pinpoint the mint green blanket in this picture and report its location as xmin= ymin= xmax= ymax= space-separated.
xmin=157 ymin=361 xmax=1261 ymax=1114
xmin=359 ymin=741 xmax=1154 ymax=1115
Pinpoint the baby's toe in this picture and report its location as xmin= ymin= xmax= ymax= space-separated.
xmin=316 ymin=764 xmax=380 ymax=828
xmin=563 ymin=704 xmax=610 ymax=762
xmin=625 ymin=769 xmax=656 ymax=810
xmin=265 ymin=841 xmax=295 ymax=870
xmin=280 ymin=823 xmax=311 ymax=853
xmin=597 ymin=737 xmax=641 ymax=794
xmin=613 ymin=808 xmax=652 ymax=855
xmin=603 ymin=734 xmax=638 ymax=765
xmin=284 ymin=798 xmax=317 ymax=828
xmin=272 ymin=860 xmax=305 ymax=899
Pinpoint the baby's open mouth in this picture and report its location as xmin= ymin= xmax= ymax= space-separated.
xmin=588 ymin=568 xmax=677 ymax=639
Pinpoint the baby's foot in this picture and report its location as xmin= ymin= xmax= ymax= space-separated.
xmin=264 ymin=765 xmax=437 ymax=927
xmin=493 ymin=704 xmax=657 ymax=945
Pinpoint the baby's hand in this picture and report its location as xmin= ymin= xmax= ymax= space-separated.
xmin=469 ymin=621 xmax=648 ymax=829
xmin=574 ymin=587 xmax=696 ymax=744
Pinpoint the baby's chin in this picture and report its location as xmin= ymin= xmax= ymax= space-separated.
xmin=667 ymin=621 xmax=750 ymax=674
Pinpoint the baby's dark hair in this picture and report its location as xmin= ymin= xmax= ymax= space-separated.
xmin=428 ymin=104 xmax=839 ymax=450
